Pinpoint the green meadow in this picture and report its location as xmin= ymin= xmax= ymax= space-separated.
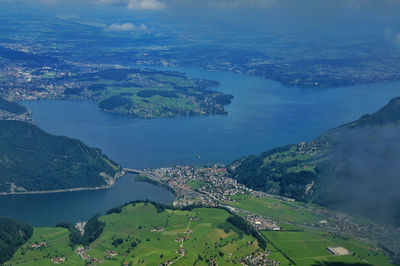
xmin=88 ymin=204 xmax=259 ymax=265
xmin=6 ymin=227 xmax=83 ymax=266
xmin=7 ymin=204 xmax=260 ymax=265
xmin=188 ymin=180 xmax=207 ymax=189
xmin=228 ymin=194 xmax=321 ymax=224
xmin=6 ymin=202 xmax=394 ymax=266
xmin=262 ymin=229 xmax=393 ymax=266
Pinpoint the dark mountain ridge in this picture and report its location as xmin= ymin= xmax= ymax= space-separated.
xmin=0 ymin=120 xmax=121 ymax=193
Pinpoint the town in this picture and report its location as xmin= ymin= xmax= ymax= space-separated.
xmin=136 ymin=165 xmax=291 ymax=232
xmin=132 ymin=164 xmax=397 ymax=249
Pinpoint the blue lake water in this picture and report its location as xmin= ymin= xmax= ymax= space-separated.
xmin=1 ymin=67 xmax=400 ymax=226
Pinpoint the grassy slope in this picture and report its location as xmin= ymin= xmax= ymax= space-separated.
xmin=6 ymin=227 xmax=83 ymax=266
xmin=88 ymin=203 xmax=258 ymax=265
xmin=8 ymin=204 xmax=259 ymax=265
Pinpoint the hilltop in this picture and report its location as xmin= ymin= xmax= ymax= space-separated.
xmin=0 ymin=120 xmax=121 ymax=194
xmin=0 ymin=97 xmax=31 ymax=123
xmin=7 ymin=202 xmax=266 ymax=265
xmin=230 ymin=97 xmax=400 ymax=226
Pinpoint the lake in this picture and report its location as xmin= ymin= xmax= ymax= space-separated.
xmin=0 ymin=174 xmax=174 ymax=226
xmin=1 ymin=67 xmax=400 ymax=226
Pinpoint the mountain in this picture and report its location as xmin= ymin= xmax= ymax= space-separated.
xmin=0 ymin=217 xmax=33 ymax=264
xmin=0 ymin=98 xmax=31 ymax=123
xmin=230 ymin=97 xmax=400 ymax=226
xmin=0 ymin=97 xmax=27 ymax=114
xmin=0 ymin=120 xmax=120 ymax=193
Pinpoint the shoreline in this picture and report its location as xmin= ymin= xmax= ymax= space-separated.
xmin=0 ymin=185 xmax=113 ymax=196
xmin=0 ymin=170 xmax=127 ymax=196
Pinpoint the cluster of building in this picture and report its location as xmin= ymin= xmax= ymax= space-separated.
xmin=51 ymin=257 xmax=65 ymax=264
xmin=0 ymin=53 xmax=115 ymax=102
xmin=75 ymin=246 xmax=89 ymax=261
xmin=29 ymin=242 xmax=47 ymax=249
xmin=240 ymin=251 xmax=280 ymax=266
xmin=142 ymin=165 xmax=296 ymax=210
xmin=246 ymin=214 xmax=281 ymax=231
xmin=105 ymin=250 xmax=118 ymax=258
xmin=143 ymin=165 xmax=253 ymax=207
xmin=315 ymin=213 xmax=377 ymax=235
xmin=0 ymin=109 xmax=32 ymax=123
xmin=296 ymin=140 xmax=327 ymax=157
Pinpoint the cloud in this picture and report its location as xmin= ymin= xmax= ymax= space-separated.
xmin=127 ymin=0 xmax=166 ymax=10
xmin=208 ymin=0 xmax=277 ymax=9
xmin=106 ymin=22 xmax=147 ymax=31
xmin=385 ymin=28 xmax=400 ymax=48
xmin=93 ymin=0 xmax=166 ymax=10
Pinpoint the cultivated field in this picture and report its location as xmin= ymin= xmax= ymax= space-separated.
xmin=262 ymin=228 xmax=393 ymax=265
xmin=229 ymin=194 xmax=320 ymax=224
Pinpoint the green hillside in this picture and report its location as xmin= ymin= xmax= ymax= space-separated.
xmin=0 ymin=217 xmax=33 ymax=264
xmin=0 ymin=120 xmax=120 ymax=193
xmin=7 ymin=202 xmax=262 ymax=265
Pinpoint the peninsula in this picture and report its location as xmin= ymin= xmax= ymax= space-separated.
xmin=0 ymin=119 xmax=122 ymax=194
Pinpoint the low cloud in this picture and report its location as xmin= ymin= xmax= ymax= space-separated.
xmin=127 ymin=0 xmax=166 ymax=10
xmin=94 ymin=0 xmax=166 ymax=10
xmin=208 ymin=0 xmax=277 ymax=9
xmin=106 ymin=22 xmax=147 ymax=31
xmin=318 ymin=125 xmax=400 ymax=227
xmin=385 ymin=28 xmax=400 ymax=48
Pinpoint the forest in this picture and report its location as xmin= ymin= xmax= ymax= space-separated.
xmin=0 ymin=217 xmax=33 ymax=264
xmin=0 ymin=120 xmax=120 ymax=192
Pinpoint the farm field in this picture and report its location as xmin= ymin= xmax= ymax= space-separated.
xmin=228 ymin=194 xmax=321 ymax=224
xmin=262 ymin=228 xmax=393 ymax=266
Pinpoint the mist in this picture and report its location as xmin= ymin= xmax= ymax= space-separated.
xmin=317 ymin=125 xmax=400 ymax=227
xmin=2 ymin=0 xmax=400 ymax=44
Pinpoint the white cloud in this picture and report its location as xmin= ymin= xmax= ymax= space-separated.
xmin=395 ymin=34 xmax=400 ymax=47
xmin=385 ymin=28 xmax=400 ymax=48
xmin=208 ymin=0 xmax=277 ymax=9
xmin=127 ymin=0 xmax=166 ymax=10
xmin=94 ymin=0 xmax=126 ymax=5
xmin=107 ymin=22 xmax=147 ymax=31
xmin=93 ymin=0 xmax=166 ymax=10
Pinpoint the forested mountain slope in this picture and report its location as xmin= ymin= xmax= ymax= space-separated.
xmin=0 ymin=120 xmax=120 ymax=193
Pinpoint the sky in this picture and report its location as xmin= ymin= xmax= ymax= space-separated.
xmin=2 ymin=0 xmax=400 ymax=18
xmin=1 ymin=0 xmax=400 ymax=45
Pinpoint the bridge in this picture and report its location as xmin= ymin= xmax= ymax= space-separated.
xmin=123 ymin=168 xmax=165 ymax=183
xmin=123 ymin=168 xmax=146 ymax=175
